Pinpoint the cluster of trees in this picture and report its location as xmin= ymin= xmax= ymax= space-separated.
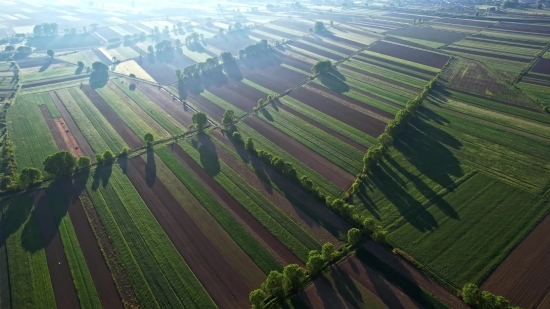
xmin=4 ymin=46 xmax=32 ymax=55
xmin=462 ymin=283 xmax=518 ymax=309
xmin=33 ymin=23 xmax=59 ymax=36
xmin=250 ymin=229 xmax=364 ymax=308
xmin=184 ymin=32 xmax=204 ymax=47
xmin=311 ymin=59 xmax=333 ymax=74
xmin=313 ymin=21 xmax=326 ymax=33
xmin=254 ymin=94 xmax=277 ymax=110
xmin=191 ymin=112 xmax=208 ymax=131
xmin=175 ymin=56 xmax=221 ymax=82
xmin=238 ymin=40 xmax=270 ymax=60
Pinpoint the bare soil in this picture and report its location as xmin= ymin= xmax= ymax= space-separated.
xmin=369 ymin=41 xmax=449 ymax=69
xmin=481 ymin=213 xmax=550 ymax=309
xmin=289 ymin=41 xmax=344 ymax=60
xmin=242 ymin=115 xmax=356 ymax=190
xmin=125 ymin=155 xmax=252 ymax=309
xmin=169 ymin=143 xmax=303 ymax=265
xmin=136 ymin=82 xmax=195 ymax=128
xmin=33 ymin=190 xmax=80 ymax=309
xmin=532 ymin=58 xmax=550 ymax=75
xmin=353 ymin=54 xmax=434 ymax=79
xmin=81 ymin=85 xmax=143 ymax=149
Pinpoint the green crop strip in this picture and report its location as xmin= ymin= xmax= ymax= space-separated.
xmin=2 ymin=195 xmax=56 ymax=309
xmin=155 ymin=147 xmax=282 ymax=273
xmin=33 ymin=92 xmax=62 ymax=118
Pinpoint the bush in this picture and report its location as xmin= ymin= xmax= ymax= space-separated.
xmin=232 ymin=131 xmax=243 ymax=143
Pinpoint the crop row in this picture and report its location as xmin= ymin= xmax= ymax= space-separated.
xmin=346 ymin=58 xmax=430 ymax=87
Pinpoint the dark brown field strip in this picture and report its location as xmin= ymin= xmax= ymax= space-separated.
xmin=33 ymin=190 xmax=80 ymax=309
xmin=40 ymin=105 xmax=68 ymax=150
xmin=353 ymin=54 xmax=434 ymax=79
xmin=81 ymin=85 xmax=143 ymax=149
xmin=0 ymin=212 xmax=10 ymax=309
xmin=239 ymin=65 xmax=305 ymax=94
xmin=242 ymin=115 xmax=355 ymax=190
xmin=50 ymin=91 xmax=95 ymax=159
xmin=302 ymin=36 xmax=355 ymax=55
xmin=189 ymin=95 xmax=225 ymax=122
xmin=532 ymin=58 xmax=550 ymax=75
xmin=203 ymin=82 xmax=259 ymax=112
xmin=136 ymin=83 xmax=194 ymax=128
xmin=281 ymin=54 xmax=314 ymax=72
xmin=56 ymin=179 xmax=124 ymax=309
xmin=369 ymin=41 xmax=449 ymax=69
xmin=126 ymin=156 xmax=252 ymax=308
xmin=255 ymin=25 xmax=297 ymax=39
xmin=289 ymin=41 xmax=343 ymax=60
xmin=170 ymin=144 xmax=302 ymax=265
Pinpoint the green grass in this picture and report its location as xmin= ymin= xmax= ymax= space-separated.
xmin=2 ymin=194 xmax=56 ymax=309
xmin=112 ymin=80 xmax=185 ymax=136
xmin=178 ymin=140 xmax=321 ymax=262
xmin=20 ymin=77 xmax=89 ymax=95
xmin=95 ymin=84 xmax=165 ymax=141
xmin=354 ymin=54 xmax=436 ymax=80
xmin=8 ymin=94 xmax=59 ymax=171
xmin=46 ymin=184 xmax=101 ymax=309
xmin=346 ymin=58 xmax=430 ymax=88
xmin=389 ymin=172 xmax=549 ymax=287
xmin=21 ymin=67 xmax=80 ymax=83
xmin=520 ymin=82 xmax=550 ymax=108
xmin=85 ymin=165 xmax=216 ymax=309
xmin=58 ymin=88 xmax=127 ymax=154
xmin=59 ymin=51 xmax=98 ymax=66
xmin=155 ymin=147 xmax=282 ymax=273
xmin=241 ymin=79 xmax=278 ymax=97
xmin=257 ymin=105 xmax=363 ymax=174
xmin=361 ymin=50 xmax=441 ymax=73
xmin=237 ymin=122 xmax=342 ymax=197
xmin=280 ymin=96 xmax=377 ymax=148
xmin=32 ymin=92 xmax=62 ymax=118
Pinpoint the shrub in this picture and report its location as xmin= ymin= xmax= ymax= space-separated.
xmin=462 ymin=283 xmax=479 ymax=306
xmin=347 ymin=228 xmax=361 ymax=246
xmin=306 ymin=251 xmax=324 ymax=276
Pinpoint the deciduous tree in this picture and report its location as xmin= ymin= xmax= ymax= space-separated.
xmin=347 ymin=228 xmax=361 ymax=246
xmin=47 ymin=49 xmax=54 ymax=58
xmin=261 ymin=271 xmax=284 ymax=299
xmin=77 ymin=156 xmax=91 ymax=168
xmin=283 ymin=264 xmax=305 ymax=291
xmin=222 ymin=109 xmax=235 ymax=128
xmin=306 ymin=251 xmax=324 ymax=275
xmin=20 ymin=167 xmax=42 ymax=187
xmin=43 ymin=151 xmax=77 ymax=177
xmin=462 ymin=283 xmax=479 ymax=306
xmin=249 ymin=289 xmax=265 ymax=309
xmin=321 ymin=243 xmax=336 ymax=263
xmin=192 ymin=112 xmax=208 ymax=131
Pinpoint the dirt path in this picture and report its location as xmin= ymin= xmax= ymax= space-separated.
xmin=137 ymin=83 xmax=194 ymax=128
xmin=243 ymin=115 xmax=356 ymax=190
xmin=363 ymin=241 xmax=468 ymax=309
xmin=57 ymin=179 xmax=124 ymax=309
xmin=50 ymin=91 xmax=95 ymax=158
xmin=481 ymin=213 xmax=550 ymax=309
xmin=33 ymin=190 xmax=80 ymax=309
xmin=39 ymin=104 xmax=84 ymax=158
xmin=126 ymin=155 xmax=251 ymax=309
xmin=169 ymin=143 xmax=303 ymax=266
xmin=81 ymin=85 xmax=143 ymax=149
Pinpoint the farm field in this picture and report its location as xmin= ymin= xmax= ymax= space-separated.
xmin=3 ymin=4 xmax=550 ymax=309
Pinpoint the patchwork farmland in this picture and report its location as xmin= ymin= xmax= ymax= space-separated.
xmin=0 ymin=2 xmax=549 ymax=309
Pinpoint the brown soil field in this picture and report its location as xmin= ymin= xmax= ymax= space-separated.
xmin=242 ymin=115 xmax=355 ymax=190
xmin=169 ymin=143 xmax=302 ymax=265
xmin=125 ymin=156 xmax=252 ymax=309
xmin=481 ymin=213 xmax=550 ymax=309
xmin=384 ymin=13 xmax=436 ymax=21
xmin=135 ymin=57 xmax=176 ymax=85
xmin=354 ymin=54 xmax=434 ymax=79
xmin=50 ymin=91 xmax=95 ymax=159
xmin=352 ymin=19 xmax=405 ymax=29
xmin=239 ymin=64 xmax=306 ymax=94
xmin=136 ymin=83 xmax=194 ymax=128
xmin=436 ymin=18 xmax=495 ymax=28
xmin=55 ymin=118 xmax=84 ymax=157
xmin=369 ymin=41 xmax=449 ymax=69
xmin=443 ymin=46 xmax=530 ymax=63
xmin=55 ymin=178 xmax=125 ymax=309
xmin=532 ymin=58 xmax=550 ymax=75
xmin=206 ymin=35 xmax=258 ymax=56
xmin=210 ymin=130 xmax=350 ymax=244
xmin=255 ymin=26 xmax=297 ymax=39
xmin=318 ymin=32 xmax=366 ymax=49
xmin=21 ymin=74 xmax=90 ymax=89
xmin=363 ymin=241 xmax=468 ymax=309
xmin=496 ymin=22 xmax=550 ymax=35
xmin=288 ymin=85 xmax=387 ymax=135
xmin=288 ymin=41 xmax=343 ymax=60
xmin=189 ymin=94 xmax=225 ymax=122
xmin=203 ymin=80 xmax=265 ymax=112
xmin=282 ymin=54 xmax=315 ymax=72
xmin=271 ymin=19 xmax=313 ymax=33
xmin=277 ymin=104 xmax=368 ymax=152
xmin=81 ymin=85 xmax=143 ymax=149
xmin=387 ymin=27 xmax=466 ymax=44
xmin=302 ymin=37 xmax=355 ymax=55
xmin=33 ymin=190 xmax=80 ymax=309
xmin=467 ymin=37 xmax=543 ymax=49
xmin=383 ymin=36 xmax=438 ymax=51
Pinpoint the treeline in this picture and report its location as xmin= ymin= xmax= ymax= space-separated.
xmin=462 ymin=283 xmax=519 ymax=309
xmin=249 ymin=228 xmax=364 ymax=308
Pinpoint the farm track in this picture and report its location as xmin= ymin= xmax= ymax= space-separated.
xmin=169 ymin=143 xmax=303 ymax=266
xmin=242 ymin=115 xmax=355 ymax=190
xmin=57 ymin=178 xmax=125 ymax=309
xmin=210 ymin=130 xmax=350 ymax=244
xmin=125 ymin=155 xmax=251 ymax=309
xmin=276 ymin=103 xmax=368 ymax=152
xmin=33 ymin=190 xmax=80 ymax=309
xmin=363 ymin=241 xmax=469 ymax=309
xmin=481 ymin=212 xmax=550 ymax=309
xmin=49 ymin=91 xmax=95 ymax=158
xmin=137 ymin=83 xmax=194 ymax=128
xmin=81 ymin=85 xmax=143 ymax=149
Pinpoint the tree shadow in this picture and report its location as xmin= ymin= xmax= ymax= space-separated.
xmin=311 ymin=273 xmax=348 ymax=309
xmin=156 ymin=49 xmax=175 ymax=63
xmin=89 ymin=71 xmax=109 ymax=89
xmin=117 ymin=156 xmax=128 ymax=174
xmin=92 ymin=163 xmax=113 ymax=191
xmin=38 ymin=60 xmax=52 ymax=72
xmin=177 ymin=81 xmax=188 ymax=100
xmin=318 ymin=73 xmax=350 ymax=93
xmin=197 ymin=133 xmax=220 ymax=176
xmin=259 ymin=108 xmax=274 ymax=122
xmin=75 ymin=66 xmax=84 ymax=75
xmin=223 ymin=63 xmax=243 ymax=81
xmin=106 ymin=42 xmax=121 ymax=49
xmin=330 ymin=267 xmax=362 ymax=308
xmin=328 ymin=67 xmax=346 ymax=81
xmin=145 ymin=149 xmax=156 ymax=187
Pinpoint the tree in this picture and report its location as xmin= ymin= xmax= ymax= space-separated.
xmin=47 ymin=49 xmax=54 ymax=58
xmin=249 ymin=289 xmax=265 ymax=309
xmin=480 ymin=291 xmax=497 ymax=309
xmin=321 ymin=243 xmax=336 ymax=263
xmin=313 ymin=21 xmax=325 ymax=32
xmin=77 ymin=156 xmax=91 ymax=168
xmin=347 ymin=228 xmax=361 ymax=246
xmin=462 ymin=283 xmax=479 ymax=306
xmin=232 ymin=131 xmax=243 ymax=143
xmin=33 ymin=25 xmax=42 ymax=36
xmin=262 ymin=271 xmax=284 ymax=299
xmin=144 ymin=132 xmax=154 ymax=148
xmin=43 ymin=151 xmax=77 ymax=177
xmin=330 ymin=20 xmax=334 ymax=27
xmin=311 ymin=59 xmax=332 ymax=74
xmin=192 ymin=112 xmax=208 ymax=131
xmin=245 ymin=137 xmax=256 ymax=153
xmin=220 ymin=51 xmax=234 ymax=64
xmin=306 ymin=251 xmax=324 ymax=275
xmin=222 ymin=109 xmax=235 ymax=128
xmin=283 ymin=264 xmax=305 ymax=291
xmin=50 ymin=23 xmax=58 ymax=34
xmin=147 ymin=45 xmax=154 ymax=54
xmin=103 ymin=150 xmax=115 ymax=162
xmin=300 ymin=175 xmax=313 ymax=191
xmin=42 ymin=23 xmax=51 ymax=35
xmin=20 ymin=167 xmax=42 ymax=187
xmin=377 ymin=133 xmax=393 ymax=149
xmin=4 ymin=46 xmax=14 ymax=52
xmin=77 ymin=61 xmax=84 ymax=68
xmin=119 ymin=147 xmax=129 ymax=157
xmin=363 ymin=216 xmax=377 ymax=231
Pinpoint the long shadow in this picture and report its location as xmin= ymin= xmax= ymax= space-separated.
xmin=177 ymin=81 xmax=188 ymax=100
xmin=75 ymin=66 xmax=84 ymax=75
xmin=145 ymin=149 xmax=156 ymax=187
xmin=259 ymin=108 xmax=274 ymax=122
xmin=312 ymin=274 xmax=348 ymax=308
xmin=318 ymin=73 xmax=350 ymax=93
xmin=197 ymin=133 xmax=220 ymax=176
xmin=117 ymin=156 xmax=128 ymax=174
xmin=89 ymin=71 xmax=109 ymax=89
xmin=224 ymin=63 xmax=243 ymax=81
xmin=38 ymin=59 xmax=52 ymax=72
xmin=329 ymin=67 xmax=346 ymax=81
xmin=92 ymin=163 xmax=113 ymax=191
xmin=330 ymin=267 xmax=362 ymax=308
